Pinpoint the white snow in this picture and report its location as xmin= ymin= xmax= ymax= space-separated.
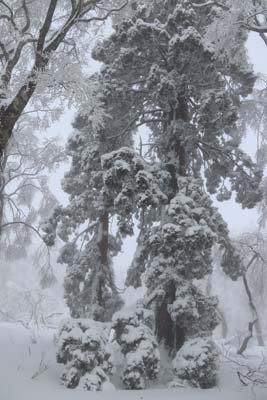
xmin=0 ymin=322 xmax=267 ymax=399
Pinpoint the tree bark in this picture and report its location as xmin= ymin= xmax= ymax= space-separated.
xmin=242 ymin=271 xmax=265 ymax=347
xmin=155 ymin=302 xmax=185 ymax=351
xmin=97 ymin=212 xmax=109 ymax=306
xmin=0 ymin=145 xmax=7 ymax=236
xmin=155 ymin=97 xmax=189 ymax=350
xmin=237 ymin=319 xmax=258 ymax=355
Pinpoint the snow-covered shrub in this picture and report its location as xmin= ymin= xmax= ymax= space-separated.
xmin=57 ymin=318 xmax=114 ymax=390
xmin=112 ymin=307 xmax=160 ymax=389
xmin=172 ymin=338 xmax=219 ymax=388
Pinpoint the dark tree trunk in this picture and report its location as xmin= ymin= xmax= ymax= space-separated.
xmin=0 ymin=145 xmax=7 ymax=236
xmin=155 ymin=97 xmax=189 ymax=351
xmin=155 ymin=302 xmax=185 ymax=350
xmin=97 ymin=212 xmax=109 ymax=305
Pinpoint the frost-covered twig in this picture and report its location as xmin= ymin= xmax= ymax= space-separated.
xmin=31 ymin=351 xmax=48 ymax=379
xmin=0 ymin=308 xmax=30 ymax=329
xmin=219 ymin=342 xmax=267 ymax=390
xmin=237 ymin=319 xmax=258 ymax=355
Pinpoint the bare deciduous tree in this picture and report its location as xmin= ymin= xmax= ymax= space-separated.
xmin=0 ymin=0 xmax=127 ymax=237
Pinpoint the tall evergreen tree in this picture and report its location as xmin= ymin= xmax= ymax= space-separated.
xmin=90 ymin=0 xmax=262 ymax=387
xmin=46 ymin=0 xmax=263 ymax=389
xmin=43 ymin=74 xmax=139 ymax=321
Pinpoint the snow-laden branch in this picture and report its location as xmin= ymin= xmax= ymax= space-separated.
xmin=240 ymin=9 xmax=267 ymax=33
xmin=1 ymin=220 xmax=53 ymax=273
xmin=77 ymin=1 xmax=128 ymax=23
xmin=0 ymin=0 xmax=128 ymax=162
xmin=190 ymin=1 xmax=229 ymax=11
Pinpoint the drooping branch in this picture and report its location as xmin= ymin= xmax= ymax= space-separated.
xmin=2 ymin=220 xmax=46 ymax=243
xmin=1 ymin=220 xmax=52 ymax=272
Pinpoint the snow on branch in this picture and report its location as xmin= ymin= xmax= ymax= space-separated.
xmin=190 ymin=1 xmax=229 ymax=11
xmin=239 ymin=9 xmax=267 ymax=33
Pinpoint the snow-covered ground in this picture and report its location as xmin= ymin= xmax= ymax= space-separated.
xmin=0 ymin=322 xmax=266 ymax=400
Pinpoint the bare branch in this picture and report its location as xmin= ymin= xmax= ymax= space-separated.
xmin=0 ymin=41 xmax=9 ymax=62
xmin=1 ymin=220 xmax=52 ymax=268
xmin=237 ymin=319 xmax=258 ymax=355
xmin=77 ymin=1 xmax=128 ymax=23
xmin=36 ymin=0 xmax=59 ymax=58
xmin=70 ymin=0 xmax=76 ymax=11
xmin=240 ymin=9 xmax=267 ymax=33
xmin=21 ymin=0 xmax=31 ymax=33
xmin=0 ymin=0 xmax=18 ymax=30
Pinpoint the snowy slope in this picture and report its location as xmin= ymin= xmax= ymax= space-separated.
xmin=0 ymin=322 xmax=266 ymax=400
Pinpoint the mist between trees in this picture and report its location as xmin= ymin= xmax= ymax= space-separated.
xmin=1 ymin=0 xmax=267 ymax=394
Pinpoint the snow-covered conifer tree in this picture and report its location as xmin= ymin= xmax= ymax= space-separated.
xmin=90 ymin=0 xmax=263 ymax=387
xmin=43 ymin=120 xmax=119 ymax=320
xmin=43 ymin=69 xmax=145 ymax=320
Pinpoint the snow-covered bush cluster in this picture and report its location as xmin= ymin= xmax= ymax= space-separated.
xmin=112 ymin=307 xmax=160 ymax=389
xmin=172 ymin=338 xmax=219 ymax=389
xmin=57 ymin=319 xmax=114 ymax=391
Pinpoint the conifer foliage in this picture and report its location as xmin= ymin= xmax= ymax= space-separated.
xmin=172 ymin=338 xmax=219 ymax=389
xmin=112 ymin=307 xmax=160 ymax=389
xmin=90 ymin=0 xmax=262 ymax=387
xmin=57 ymin=319 xmax=114 ymax=390
xmin=46 ymin=0 xmax=264 ymax=391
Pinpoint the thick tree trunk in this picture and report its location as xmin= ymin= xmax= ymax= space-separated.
xmin=0 ymin=182 xmax=4 ymax=237
xmin=97 ymin=212 xmax=109 ymax=305
xmin=0 ymin=143 xmax=7 ymax=237
xmin=155 ymin=302 xmax=185 ymax=351
xmin=155 ymin=97 xmax=189 ymax=350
